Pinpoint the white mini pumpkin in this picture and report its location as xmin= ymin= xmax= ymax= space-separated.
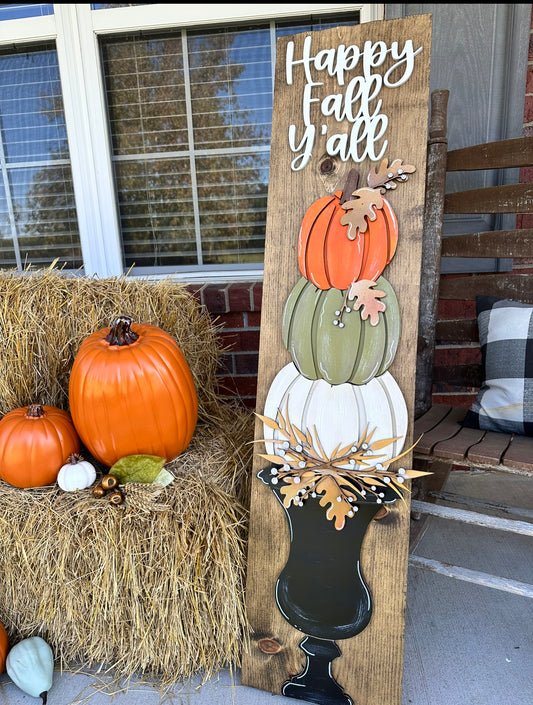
xmin=57 ymin=454 xmax=96 ymax=492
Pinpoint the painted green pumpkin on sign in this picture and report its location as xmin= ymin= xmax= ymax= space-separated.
xmin=282 ymin=276 xmax=400 ymax=385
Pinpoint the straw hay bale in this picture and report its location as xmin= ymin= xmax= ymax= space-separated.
xmin=0 ymin=267 xmax=254 ymax=684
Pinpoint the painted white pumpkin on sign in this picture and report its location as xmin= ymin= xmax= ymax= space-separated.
xmin=263 ymin=363 xmax=408 ymax=470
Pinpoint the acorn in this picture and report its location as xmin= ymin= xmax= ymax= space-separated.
xmin=92 ymin=484 xmax=106 ymax=499
xmin=101 ymin=473 xmax=119 ymax=491
xmin=108 ymin=488 xmax=124 ymax=506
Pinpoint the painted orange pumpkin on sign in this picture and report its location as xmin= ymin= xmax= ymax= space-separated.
xmin=297 ymin=159 xmax=415 ymax=290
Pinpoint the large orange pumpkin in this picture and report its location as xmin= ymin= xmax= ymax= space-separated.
xmin=0 ymin=404 xmax=80 ymax=488
xmin=297 ymin=190 xmax=398 ymax=290
xmin=0 ymin=620 xmax=8 ymax=673
xmin=68 ymin=314 xmax=198 ymax=467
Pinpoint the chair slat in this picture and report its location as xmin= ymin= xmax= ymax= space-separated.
xmin=441 ymin=229 xmax=533 ymax=258
xmin=415 ymin=407 xmax=467 ymax=455
xmin=432 ymin=425 xmax=486 ymax=461
xmin=466 ymin=430 xmax=512 ymax=465
xmin=439 ymin=273 xmax=533 ymax=302
xmin=414 ymin=404 xmax=452 ymax=434
xmin=444 ymin=183 xmax=533 ymax=214
xmin=446 ymin=136 xmax=533 ymax=171
xmin=502 ymin=435 xmax=533 ymax=474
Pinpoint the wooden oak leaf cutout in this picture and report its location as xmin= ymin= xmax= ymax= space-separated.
xmin=279 ymin=481 xmax=302 ymax=507
xmin=339 ymin=187 xmax=383 ymax=240
xmin=347 ymin=279 xmax=386 ymax=326
xmin=317 ymin=476 xmax=352 ymax=531
xmin=367 ymin=158 xmax=416 ymax=192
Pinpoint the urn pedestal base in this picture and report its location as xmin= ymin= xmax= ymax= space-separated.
xmin=282 ymin=637 xmax=352 ymax=705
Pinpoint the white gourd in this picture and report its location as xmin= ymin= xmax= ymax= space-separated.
xmin=57 ymin=454 xmax=96 ymax=492
xmin=6 ymin=635 xmax=54 ymax=704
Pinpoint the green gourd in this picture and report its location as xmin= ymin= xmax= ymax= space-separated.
xmin=6 ymin=636 xmax=54 ymax=704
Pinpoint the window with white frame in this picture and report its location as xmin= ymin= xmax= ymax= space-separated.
xmin=0 ymin=4 xmax=382 ymax=281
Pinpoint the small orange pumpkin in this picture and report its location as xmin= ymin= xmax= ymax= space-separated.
xmin=0 ymin=620 xmax=8 ymax=673
xmin=68 ymin=314 xmax=198 ymax=467
xmin=297 ymin=190 xmax=398 ymax=290
xmin=0 ymin=404 xmax=80 ymax=488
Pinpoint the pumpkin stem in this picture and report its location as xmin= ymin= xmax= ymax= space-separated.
xmin=26 ymin=404 xmax=45 ymax=419
xmin=339 ymin=168 xmax=359 ymax=205
xmin=105 ymin=315 xmax=139 ymax=346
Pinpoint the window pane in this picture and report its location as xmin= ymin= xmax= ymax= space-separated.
xmin=115 ymin=157 xmax=196 ymax=269
xmin=197 ymin=151 xmax=270 ymax=265
xmin=0 ymin=4 xmax=53 ymax=21
xmin=103 ymin=36 xmax=188 ymax=156
xmin=101 ymin=12 xmax=358 ymax=274
xmin=188 ymin=25 xmax=272 ymax=151
xmin=0 ymin=46 xmax=82 ymax=270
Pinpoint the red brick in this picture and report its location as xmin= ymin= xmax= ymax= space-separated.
xmin=239 ymin=397 xmax=257 ymax=409
xmin=228 ymin=283 xmax=253 ymax=311
xmin=437 ymin=299 xmax=476 ymax=319
xmin=251 ymin=282 xmax=263 ymax=310
xmin=520 ymin=165 xmax=533 ymax=182
xmin=215 ymin=376 xmax=240 ymax=396
xmin=216 ymin=312 xmax=246 ymax=329
xmin=216 ymin=375 xmax=258 ymax=399
xmin=246 ymin=311 xmax=262 ymax=328
xmin=526 ymin=67 xmax=533 ymax=94
xmin=217 ymin=353 xmax=235 ymax=375
xmin=518 ymin=213 xmax=533 ymax=228
xmin=186 ymin=284 xmax=203 ymax=305
xmin=218 ymin=330 xmax=239 ymax=350
xmin=433 ymin=345 xmax=481 ymax=365
xmin=202 ymin=284 xmax=228 ymax=313
xmin=234 ymin=352 xmax=259 ymax=375
xmin=229 ymin=329 xmax=261 ymax=352
xmin=524 ymin=97 xmax=533 ymax=124
xmin=230 ymin=376 xmax=259 ymax=397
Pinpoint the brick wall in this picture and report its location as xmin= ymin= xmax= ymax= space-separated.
xmin=187 ymin=282 xmax=262 ymax=409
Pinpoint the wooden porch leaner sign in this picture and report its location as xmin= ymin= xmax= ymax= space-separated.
xmin=243 ymin=15 xmax=432 ymax=705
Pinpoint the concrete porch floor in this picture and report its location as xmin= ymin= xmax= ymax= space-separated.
xmin=0 ymin=470 xmax=531 ymax=705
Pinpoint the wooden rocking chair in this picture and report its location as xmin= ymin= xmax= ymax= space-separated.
xmin=410 ymin=89 xmax=533 ymax=598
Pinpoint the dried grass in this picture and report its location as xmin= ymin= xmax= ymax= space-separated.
xmin=0 ymin=265 xmax=223 ymax=422
xmin=0 ymin=267 xmax=255 ymax=685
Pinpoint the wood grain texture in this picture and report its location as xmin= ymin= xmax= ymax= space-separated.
xmin=444 ymin=183 xmax=533 ymax=214
xmin=242 ymin=15 xmax=432 ymax=705
xmin=441 ymin=230 xmax=533 ymax=258
xmin=439 ymin=273 xmax=533 ymax=301
xmin=446 ymin=136 xmax=533 ymax=171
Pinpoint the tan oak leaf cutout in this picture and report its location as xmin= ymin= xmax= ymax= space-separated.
xmin=347 ymin=279 xmax=387 ymax=326
xmin=339 ymin=187 xmax=383 ymax=239
xmin=367 ymin=158 xmax=416 ymax=191
xmin=338 ymin=158 xmax=416 ymax=241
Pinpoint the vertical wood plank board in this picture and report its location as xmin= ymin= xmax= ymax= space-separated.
xmin=243 ymin=15 xmax=432 ymax=705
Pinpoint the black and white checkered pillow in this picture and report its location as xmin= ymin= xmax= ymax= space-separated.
xmin=462 ymin=296 xmax=533 ymax=436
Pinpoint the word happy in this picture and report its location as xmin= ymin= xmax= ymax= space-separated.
xmin=286 ymin=35 xmax=423 ymax=170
